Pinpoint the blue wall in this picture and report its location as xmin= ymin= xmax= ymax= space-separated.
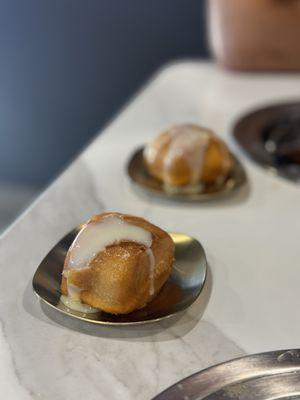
xmin=0 ymin=1 xmax=208 ymax=186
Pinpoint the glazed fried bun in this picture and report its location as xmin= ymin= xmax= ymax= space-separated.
xmin=143 ymin=124 xmax=233 ymax=187
xmin=61 ymin=212 xmax=174 ymax=314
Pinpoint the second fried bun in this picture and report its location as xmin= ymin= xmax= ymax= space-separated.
xmin=143 ymin=124 xmax=233 ymax=187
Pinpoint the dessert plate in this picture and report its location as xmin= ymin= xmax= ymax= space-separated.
xmin=233 ymin=102 xmax=300 ymax=183
xmin=153 ymin=349 xmax=300 ymax=399
xmin=127 ymin=147 xmax=246 ymax=202
xmin=32 ymin=229 xmax=206 ymax=326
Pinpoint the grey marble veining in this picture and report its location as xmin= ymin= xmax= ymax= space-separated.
xmin=0 ymin=141 xmax=243 ymax=399
xmin=1 ymin=61 xmax=300 ymax=399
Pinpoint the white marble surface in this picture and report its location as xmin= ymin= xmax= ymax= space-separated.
xmin=1 ymin=61 xmax=300 ymax=399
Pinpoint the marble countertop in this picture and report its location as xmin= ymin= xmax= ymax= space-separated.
xmin=1 ymin=61 xmax=300 ymax=400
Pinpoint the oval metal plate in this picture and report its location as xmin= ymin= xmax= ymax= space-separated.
xmin=32 ymin=229 xmax=207 ymax=326
xmin=153 ymin=349 xmax=300 ymax=400
xmin=127 ymin=147 xmax=247 ymax=202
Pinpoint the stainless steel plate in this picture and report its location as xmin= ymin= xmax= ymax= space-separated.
xmin=127 ymin=147 xmax=247 ymax=202
xmin=233 ymin=102 xmax=300 ymax=183
xmin=153 ymin=349 xmax=300 ymax=400
xmin=32 ymin=229 xmax=207 ymax=326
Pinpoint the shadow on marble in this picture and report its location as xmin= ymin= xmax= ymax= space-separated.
xmin=23 ymin=264 xmax=212 ymax=342
xmin=127 ymin=178 xmax=251 ymax=209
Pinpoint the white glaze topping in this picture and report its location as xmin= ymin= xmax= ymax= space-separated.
xmin=163 ymin=182 xmax=204 ymax=195
xmin=61 ymin=284 xmax=98 ymax=313
xmin=60 ymin=295 xmax=99 ymax=314
xmin=163 ymin=125 xmax=210 ymax=184
xmin=67 ymin=283 xmax=81 ymax=300
xmin=145 ymin=248 xmax=155 ymax=296
xmin=144 ymin=132 xmax=170 ymax=164
xmin=67 ymin=216 xmax=152 ymax=270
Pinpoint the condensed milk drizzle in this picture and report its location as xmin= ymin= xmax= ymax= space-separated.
xmin=62 ymin=215 xmax=156 ymax=310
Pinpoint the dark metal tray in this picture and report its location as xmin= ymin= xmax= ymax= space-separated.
xmin=153 ymin=349 xmax=300 ymax=399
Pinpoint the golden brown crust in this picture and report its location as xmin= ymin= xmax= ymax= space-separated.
xmin=61 ymin=212 xmax=174 ymax=314
xmin=143 ymin=124 xmax=233 ymax=187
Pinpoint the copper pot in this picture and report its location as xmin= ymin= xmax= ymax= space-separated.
xmin=208 ymin=0 xmax=300 ymax=71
